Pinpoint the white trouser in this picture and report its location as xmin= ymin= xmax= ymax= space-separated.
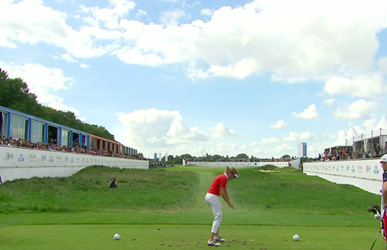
xmin=205 ymin=193 xmax=222 ymax=234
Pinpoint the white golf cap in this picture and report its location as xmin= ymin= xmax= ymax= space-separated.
xmin=229 ymin=168 xmax=239 ymax=179
xmin=380 ymin=154 xmax=387 ymax=163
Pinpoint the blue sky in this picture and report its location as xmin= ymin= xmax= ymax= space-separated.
xmin=1 ymin=0 xmax=387 ymax=159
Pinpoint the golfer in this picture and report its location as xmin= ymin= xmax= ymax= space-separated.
xmin=205 ymin=166 xmax=238 ymax=246
xmin=381 ymin=154 xmax=387 ymax=249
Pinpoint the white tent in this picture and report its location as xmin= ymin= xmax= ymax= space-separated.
xmin=373 ymin=114 xmax=387 ymax=130
xmin=346 ymin=127 xmax=360 ymax=140
xmin=331 ymin=130 xmax=347 ymax=147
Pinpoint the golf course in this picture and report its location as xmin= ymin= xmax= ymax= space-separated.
xmin=0 ymin=165 xmax=383 ymax=249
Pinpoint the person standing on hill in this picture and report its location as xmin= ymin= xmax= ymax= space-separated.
xmin=205 ymin=166 xmax=239 ymax=247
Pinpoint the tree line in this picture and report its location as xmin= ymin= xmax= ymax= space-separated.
xmin=0 ymin=68 xmax=115 ymax=140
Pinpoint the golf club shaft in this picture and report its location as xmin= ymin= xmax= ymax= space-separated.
xmin=370 ymin=230 xmax=381 ymax=250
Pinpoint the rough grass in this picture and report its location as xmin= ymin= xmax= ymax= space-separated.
xmin=229 ymin=167 xmax=379 ymax=214
xmin=0 ymin=165 xmax=199 ymax=213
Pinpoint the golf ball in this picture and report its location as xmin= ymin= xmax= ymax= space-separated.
xmin=293 ymin=234 xmax=299 ymax=241
xmin=114 ymin=234 xmax=120 ymax=240
xmin=252 ymin=239 xmax=254 ymax=242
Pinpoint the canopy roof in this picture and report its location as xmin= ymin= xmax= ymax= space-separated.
xmin=331 ymin=130 xmax=347 ymax=147
xmin=346 ymin=127 xmax=360 ymax=139
xmin=373 ymin=114 xmax=387 ymax=130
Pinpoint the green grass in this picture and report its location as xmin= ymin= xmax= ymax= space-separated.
xmin=0 ymin=165 xmax=383 ymax=249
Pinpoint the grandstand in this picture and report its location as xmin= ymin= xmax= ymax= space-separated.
xmin=0 ymin=105 xmax=137 ymax=156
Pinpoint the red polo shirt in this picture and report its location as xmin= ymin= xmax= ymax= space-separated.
xmin=208 ymin=174 xmax=228 ymax=196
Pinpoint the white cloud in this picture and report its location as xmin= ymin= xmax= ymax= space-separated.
xmin=80 ymin=63 xmax=90 ymax=68
xmin=292 ymin=104 xmax=319 ymax=119
xmin=80 ymin=0 xmax=136 ymax=29
xmin=307 ymin=142 xmax=331 ymax=157
xmin=59 ymin=54 xmax=78 ymax=63
xmin=117 ymin=109 xmax=208 ymax=155
xmin=363 ymin=114 xmax=378 ymax=131
xmin=333 ymin=99 xmax=377 ymax=120
xmin=322 ymin=130 xmax=337 ymax=139
xmin=160 ymin=9 xmax=187 ymax=26
xmin=1 ymin=61 xmax=74 ymax=104
xmin=272 ymin=144 xmax=293 ymax=153
xmin=209 ymin=122 xmax=236 ymax=139
xmin=0 ymin=0 xmax=114 ymax=58
xmin=2 ymin=0 xmax=386 ymax=81
xmin=324 ymin=73 xmax=387 ymax=97
xmin=259 ymin=137 xmax=281 ymax=145
xmin=379 ymin=57 xmax=387 ymax=75
xmin=270 ymin=120 xmax=288 ymax=129
xmin=48 ymin=101 xmax=80 ymax=117
xmin=282 ymin=131 xmax=317 ymax=141
xmin=135 ymin=9 xmax=147 ymax=19
xmin=201 ymin=8 xmax=213 ymax=16
xmin=323 ymin=99 xmax=335 ymax=106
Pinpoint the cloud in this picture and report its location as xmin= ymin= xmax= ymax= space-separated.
xmin=324 ymin=73 xmax=387 ymax=97
xmin=0 ymin=0 xmax=118 ymax=58
xmin=2 ymin=0 xmax=387 ymax=81
xmin=1 ymin=61 xmax=74 ymax=104
xmin=135 ymin=9 xmax=147 ymax=19
xmin=209 ymin=122 xmax=236 ymax=139
xmin=48 ymin=101 xmax=80 ymax=117
xmin=363 ymin=113 xmax=378 ymax=131
xmin=323 ymin=99 xmax=335 ymax=106
xmin=333 ymin=99 xmax=377 ymax=119
xmin=201 ymin=8 xmax=213 ymax=16
xmin=59 ymin=54 xmax=78 ymax=63
xmin=259 ymin=137 xmax=281 ymax=145
xmin=283 ymin=131 xmax=317 ymax=141
xmin=272 ymin=144 xmax=293 ymax=153
xmin=322 ymin=130 xmax=337 ymax=139
xmin=160 ymin=9 xmax=187 ymax=26
xmin=292 ymin=104 xmax=319 ymax=119
xmin=117 ymin=109 xmax=208 ymax=155
xmin=80 ymin=63 xmax=91 ymax=68
xmin=80 ymin=0 xmax=136 ymax=29
xmin=270 ymin=120 xmax=288 ymax=129
xmin=379 ymin=57 xmax=387 ymax=75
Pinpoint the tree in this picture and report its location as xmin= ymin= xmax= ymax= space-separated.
xmin=281 ymin=154 xmax=291 ymax=159
xmin=174 ymin=155 xmax=182 ymax=164
xmin=236 ymin=153 xmax=248 ymax=158
xmin=0 ymin=68 xmax=115 ymax=141
xmin=0 ymin=69 xmax=39 ymax=114
xmin=180 ymin=154 xmax=192 ymax=159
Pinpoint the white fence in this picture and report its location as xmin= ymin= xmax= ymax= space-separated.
xmin=303 ymin=160 xmax=382 ymax=194
xmin=0 ymin=147 xmax=149 ymax=183
xmin=183 ymin=161 xmax=290 ymax=168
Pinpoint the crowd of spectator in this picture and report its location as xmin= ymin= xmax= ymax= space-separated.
xmin=0 ymin=136 xmax=146 ymax=160
xmin=307 ymin=143 xmax=387 ymax=162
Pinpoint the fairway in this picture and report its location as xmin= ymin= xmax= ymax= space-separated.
xmin=0 ymin=165 xmax=383 ymax=249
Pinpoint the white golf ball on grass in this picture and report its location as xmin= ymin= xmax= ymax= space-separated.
xmin=114 ymin=234 xmax=120 ymax=240
xmin=293 ymin=234 xmax=299 ymax=241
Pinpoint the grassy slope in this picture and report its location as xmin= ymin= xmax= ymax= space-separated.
xmin=0 ymin=165 xmax=381 ymax=227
